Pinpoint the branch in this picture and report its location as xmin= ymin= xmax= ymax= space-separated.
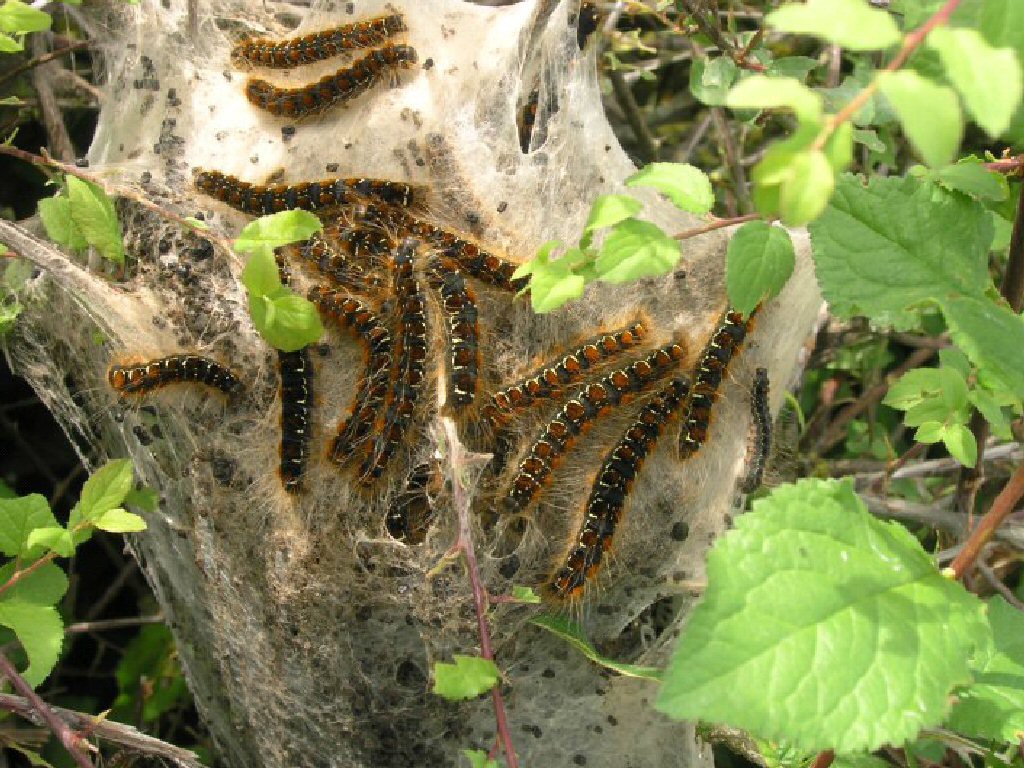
xmin=0 ymin=41 xmax=90 ymax=91
xmin=672 ymin=212 xmax=764 ymax=240
xmin=0 ymin=692 xmax=204 ymax=768
xmin=950 ymin=461 xmax=1024 ymax=579
xmin=441 ymin=417 xmax=519 ymax=768
xmin=0 ymin=652 xmax=94 ymax=768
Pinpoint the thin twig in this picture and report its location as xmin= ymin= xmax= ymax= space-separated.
xmin=675 ymin=0 xmax=765 ymax=71
xmin=65 ymin=614 xmax=165 ymax=634
xmin=608 ymin=68 xmax=659 ymax=163
xmin=30 ymin=34 xmax=75 ymax=163
xmin=441 ymin=418 xmax=519 ymax=768
xmin=710 ymin=106 xmax=752 ymax=214
xmin=672 ymin=212 xmax=763 ymax=240
xmin=0 ymin=692 xmax=203 ymax=768
xmin=984 ymin=155 xmax=1024 ymax=176
xmin=0 ymin=41 xmax=90 ymax=91
xmin=976 ymin=559 xmax=1024 ymax=610
xmin=950 ymin=462 xmax=1024 ymax=579
xmin=0 ymin=653 xmax=94 ymax=768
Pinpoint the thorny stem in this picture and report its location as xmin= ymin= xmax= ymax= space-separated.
xmin=441 ymin=418 xmax=519 ymax=768
xmin=949 ymin=461 xmax=1024 ymax=579
xmin=0 ymin=144 xmax=237 ymax=260
xmin=672 ymin=212 xmax=764 ymax=240
xmin=0 ymin=652 xmax=94 ymax=768
xmin=813 ymin=0 xmax=965 ymax=151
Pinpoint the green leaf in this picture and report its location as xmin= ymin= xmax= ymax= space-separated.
xmin=0 ymin=561 xmax=68 ymax=606
xmin=852 ymin=129 xmax=885 ymax=153
xmin=124 ymin=486 xmax=159 ymax=513
xmin=0 ymin=31 xmax=23 ymax=51
xmin=927 ymin=26 xmax=1022 ymax=138
xmin=833 ymin=755 xmax=892 ymax=768
xmin=626 ymin=163 xmax=713 ymax=214
xmin=66 ymin=176 xmax=125 ymax=265
xmin=111 ymin=624 xmax=189 ymax=723
xmin=594 ymin=219 xmax=680 ymax=283
xmin=726 ymin=221 xmax=795 ymax=317
xmin=947 ymin=596 xmax=1024 ymax=741
xmin=25 ymin=527 xmax=74 ymax=558
xmin=877 ymin=71 xmax=963 ymax=168
xmin=766 ymin=56 xmax=820 ymax=80
xmin=822 ymin=76 xmax=878 ymax=127
xmin=583 ymin=194 xmax=643 ymax=234
xmin=931 ymin=157 xmax=1008 ymax=201
xmin=0 ymin=601 xmax=62 ymax=686
xmin=883 ymin=367 xmax=947 ymax=410
xmin=942 ymin=295 xmax=1024 ymax=400
xmin=234 ymin=209 xmax=322 ymax=254
xmin=968 ymin=388 xmax=1012 ymax=439
xmin=656 ymin=478 xmax=987 ymax=753
xmin=726 ymin=75 xmax=823 ymax=123
xmin=0 ymin=493 xmax=58 ymax=557
xmin=462 ymin=749 xmax=500 ymax=768
xmin=511 ymin=585 xmax=541 ymax=604
xmin=94 ymin=508 xmax=147 ymax=533
xmin=531 ymin=614 xmax=663 ymax=680
xmin=913 ymin=420 xmax=945 ymax=443
xmin=767 ymin=0 xmax=900 ymax=51
xmin=6 ymin=743 xmax=55 ymax=768
xmin=3 ymin=257 xmax=32 ymax=291
xmin=690 ymin=56 xmax=739 ymax=106
xmin=942 ymin=422 xmax=977 ymax=467
xmin=38 ymin=195 xmax=87 ymax=251
xmin=530 ymin=273 xmax=585 ymax=314
xmin=78 ymin=458 xmax=134 ymax=524
xmin=432 ymin=655 xmax=500 ymax=701
xmin=182 ymin=216 xmax=209 ymax=231
xmin=809 ymin=175 xmax=992 ymax=320
xmin=248 ymin=291 xmax=324 ymax=352
xmin=0 ymin=0 xmax=52 ymax=33
xmin=779 ymin=149 xmax=834 ymax=226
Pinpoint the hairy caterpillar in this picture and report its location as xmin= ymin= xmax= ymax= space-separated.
xmin=739 ymin=367 xmax=771 ymax=494
xmin=427 ymin=258 xmax=480 ymax=408
xmin=233 ymin=14 xmax=406 ymax=68
xmin=108 ymin=355 xmax=241 ymax=396
xmin=278 ymin=348 xmax=314 ymax=493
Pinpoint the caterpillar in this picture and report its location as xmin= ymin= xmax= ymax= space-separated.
xmin=517 ymin=88 xmax=539 ymax=154
xmin=233 ymin=14 xmax=407 ymax=68
xmin=360 ymin=239 xmax=428 ymax=484
xmin=481 ymin=321 xmax=647 ymax=430
xmin=548 ymin=377 xmax=690 ymax=600
xmin=108 ymin=355 xmax=241 ymax=396
xmin=282 ymin=224 xmax=394 ymax=291
xmin=194 ymin=168 xmax=418 ymax=216
xmin=678 ymin=308 xmax=754 ymax=459
xmin=506 ymin=341 xmax=686 ymax=513
xmin=309 ymin=287 xmax=393 ymax=463
xmin=427 ymin=258 xmax=480 ymax=408
xmin=278 ymin=347 xmax=314 ymax=493
xmin=739 ymin=367 xmax=771 ymax=494
xmin=386 ymin=461 xmax=437 ymax=544
xmin=245 ymin=44 xmax=418 ymax=118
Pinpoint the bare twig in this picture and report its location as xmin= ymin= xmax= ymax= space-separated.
xmin=976 ymin=559 xmax=1024 ymax=610
xmin=65 ymin=615 xmax=164 ymax=634
xmin=608 ymin=68 xmax=659 ymax=163
xmin=441 ymin=418 xmax=519 ymax=768
xmin=0 ymin=692 xmax=203 ymax=768
xmin=30 ymin=34 xmax=76 ymax=163
xmin=950 ymin=462 xmax=1024 ymax=579
xmin=675 ymin=0 xmax=765 ymax=71
xmin=0 ymin=653 xmax=94 ymax=768
xmin=710 ymin=106 xmax=752 ymax=214
xmin=0 ymin=41 xmax=90 ymax=91
xmin=672 ymin=212 xmax=763 ymax=240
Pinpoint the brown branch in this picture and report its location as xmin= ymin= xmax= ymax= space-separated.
xmin=608 ymin=68 xmax=659 ymax=164
xmin=672 ymin=212 xmax=764 ymax=240
xmin=812 ymin=749 xmax=836 ymax=768
xmin=441 ymin=418 xmax=519 ymax=768
xmin=0 ymin=41 xmax=90 ymax=91
xmin=30 ymin=34 xmax=75 ymax=163
xmin=976 ymin=558 xmax=1024 ymax=611
xmin=985 ymin=155 xmax=1024 ymax=176
xmin=0 ymin=552 xmax=58 ymax=600
xmin=950 ymin=461 xmax=1024 ymax=579
xmin=0 ymin=652 xmax=94 ymax=768
xmin=676 ymin=0 xmax=766 ymax=72
xmin=0 ymin=692 xmax=203 ymax=768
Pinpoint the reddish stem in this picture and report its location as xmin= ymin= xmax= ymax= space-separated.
xmin=812 ymin=750 xmax=836 ymax=768
xmin=0 ymin=552 xmax=58 ymax=600
xmin=0 ymin=652 xmax=94 ymax=768
xmin=673 ymin=213 xmax=764 ymax=240
xmin=949 ymin=461 xmax=1024 ymax=579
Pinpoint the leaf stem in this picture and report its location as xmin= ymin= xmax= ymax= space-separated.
xmin=0 ymin=652 xmax=94 ymax=768
xmin=0 ymin=551 xmax=57 ymax=600
xmin=673 ymin=212 xmax=764 ymax=240
xmin=441 ymin=417 xmax=519 ymax=768
xmin=950 ymin=457 xmax=1024 ymax=579
xmin=814 ymin=0 xmax=965 ymax=151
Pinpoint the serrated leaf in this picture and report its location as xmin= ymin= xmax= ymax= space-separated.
xmin=942 ymin=422 xmax=977 ymax=467
xmin=928 ymin=26 xmax=1022 ymax=138
xmin=968 ymin=388 xmax=1012 ymax=439
xmin=0 ymin=31 xmax=23 ymax=51
xmin=530 ymin=273 xmax=585 ymax=314
xmin=511 ymin=585 xmax=541 ymax=604
xmin=726 ymin=221 xmax=795 ymax=316
xmin=0 ymin=561 xmax=68 ymax=606
xmin=942 ymin=295 xmax=1024 ymax=400
xmin=947 ymin=596 xmax=1024 ymax=741
xmin=656 ymin=478 xmax=988 ymax=753
xmin=531 ymin=614 xmax=663 ymax=680
xmin=883 ymin=368 xmax=946 ymax=410
xmin=78 ymin=458 xmax=134 ymax=523
xmin=432 ymin=655 xmax=500 ymax=701
xmin=234 ymin=209 xmax=322 ymax=254
xmin=594 ymin=218 xmax=680 ymax=283
xmin=0 ymin=493 xmax=58 ymax=557
xmin=852 ymin=129 xmax=885 ymax=152
xmin=25 ymin=527 xmax=73 ymax=558
xmin=726 ymin=75 xmax=822 ymax=123
xmin=37 ymin=195 xmax=87 ymax=251
xmin=779 ymin=149 xmax=834 ymax=226
xmin=689 ymin=56 xmax=739 ymax=107
xmin=0 ymin=601 xmax=62 ymax=687
xmin=626 ymin=163 xmax=713 ymax=214
xmin=66 ymin=175 xmax=124 ymax=265
xmin=932 ymin=158 xmax=1008 ymax=201
xmin=877 ymin=71 xmax=963 ymax=168
xmin=809 ymin=175 xmax=992 ymax=320
xmin=767 ymin=0 xmax=900 ymax=51
xmin=94 ymin=508 xmax=147 ymax=533
xmin=583 ymin=194 xmax=642 ymax=233
xmin=0 ymin=0 xmax=52 ymax=33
